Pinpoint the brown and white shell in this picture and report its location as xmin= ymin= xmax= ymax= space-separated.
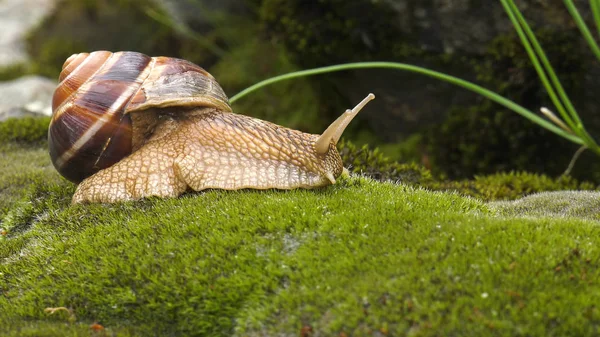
xmin=48 ymin=51 xmax=231 ymax=183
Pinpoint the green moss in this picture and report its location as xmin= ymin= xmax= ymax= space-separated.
xmin=0 ymin=116 xmax=61 ymax=217
xmin=0 ymin=142 xmax=62 ymax=218
xmin=338 ymin=139 xmax=433 ymax=184
xmin=427 ymin=171 xmax=598 ymax=201
xmin=3 ymin=140 xmax=600 ymax=336
xmin=2 ymin=168 xmax=600 ymax=336
xmin=338 ymin=140 xmax=598 ymax=201
xmin=0 ymin=116 xmax=51 ymax=144
xmin=0 ymin=321 xmax=135 ymax=337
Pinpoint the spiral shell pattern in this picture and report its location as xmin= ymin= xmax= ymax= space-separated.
xmin=48 ymin=51 xmax=231 ymax=183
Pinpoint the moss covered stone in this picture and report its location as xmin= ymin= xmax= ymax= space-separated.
xmin=489 ymin=190 xmax=600 ymax=221
xmin=427 ymin=171 xmax=598 ymax=201
xmin=0 ymin=142 xmax=60 ymax=218
xmin=2 ymin=132 xmax=600 ymax=336
xmin=2 ymin=162 xmax=600 ymax=336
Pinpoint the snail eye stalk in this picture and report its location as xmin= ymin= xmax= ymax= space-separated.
xmin=315 ymin=93 xmax=375 ymax=155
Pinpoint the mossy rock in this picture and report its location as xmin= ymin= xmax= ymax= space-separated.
xmin=338 ymin=139 xmax=599 ymax=201
xmin=489 ymin=190 xmax=600 ymax=221
xmin=426 ymin=171 xmax=598 ymax=202
xmin=3 ymin=139 xmax=600 ymax=336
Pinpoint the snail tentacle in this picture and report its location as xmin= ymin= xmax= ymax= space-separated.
xmin=315 ymin=93 xmax=375 ymax=155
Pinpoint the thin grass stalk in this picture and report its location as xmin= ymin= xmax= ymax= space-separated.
xmin=503 ymin=1 xmax=600 ymax=154
xmin=511 ymin=0 xmax=599 ymax=149
xmin=501 ymin=0 xmax=577 ymax=131
xmin=229 ymin=62 xmax=582 ymax=144
xmin=564 ymin=0 xmax=600 ymax=62
xmin=563 ymin=145 xmax=588 ymax=175
xmin=590 ymin=0 xmax=600 ymax=41
xmin=561 ymin=0 xmax=600 ymax=152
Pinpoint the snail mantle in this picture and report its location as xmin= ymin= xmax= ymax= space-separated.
xmin=48 ymin=51 xmax=375 ymax=204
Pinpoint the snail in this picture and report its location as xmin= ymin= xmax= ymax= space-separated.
xmin=48 ymin=51 xmax=375 ymax=204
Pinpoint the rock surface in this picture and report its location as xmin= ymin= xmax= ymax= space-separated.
xmin=0 ymin=0 xmax=56 ymax=67
xmin=0 ymin=75 xmax=56 ymax=121
xmin=489 ymin=190 xmax=600 ymax=221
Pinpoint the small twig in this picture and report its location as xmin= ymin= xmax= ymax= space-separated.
xmin=563 ymin=145 xmax=587 ymax=176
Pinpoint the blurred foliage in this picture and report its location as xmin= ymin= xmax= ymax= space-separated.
xmin=211 ymin=35 xmax=322 ymax=131
xmin=10 ymin=0 xmax=600 ymax=182
xmin=258 ymin=0 xmax=421 ymax=65
xmin=26 ymin=0 xmax=181 ymax=79
xmin=425 ymin=30 xmax=598 ymax=180
xmin=255 ymin=0 xmax=435 ymax=137
xmin=0 ymin=63 xmax=32 ymax=81
xmin=0 ymin=116 xmax=51 ymax=145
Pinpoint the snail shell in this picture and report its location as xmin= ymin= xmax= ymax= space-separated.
xmin=48 ymin=50 xmax=231 ymax=183
xmin=48 ymin=50 xmax=375 ymax=203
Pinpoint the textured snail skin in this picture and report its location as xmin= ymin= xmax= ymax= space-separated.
xmin=72 ymin=108 xmax=343 ymax=203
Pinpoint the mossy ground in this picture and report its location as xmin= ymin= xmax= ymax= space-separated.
xmin=2 ymin=130 xmax=600 ymax=336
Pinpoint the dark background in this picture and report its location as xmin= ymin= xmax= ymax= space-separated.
xmin=12 ymin=0 xmax=600 ymax=182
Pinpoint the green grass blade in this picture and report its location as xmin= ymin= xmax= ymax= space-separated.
xmin=228 ymin=62 xmax=583 ymax=145
xmin=500 ymin=0 xmax=577 ymax=131
xmin=514 ymin=0 xmax=600 ymax=150
xmin=503 ymin=1 xmax=600 ymax=155
xmin=565 ymin=0 xmax=600 ymax=62
xmin=591 ymin=0 xmax=600 ymax=43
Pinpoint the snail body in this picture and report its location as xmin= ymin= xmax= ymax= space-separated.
xmin=48 ymin=51 xmax=374 ymax=203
